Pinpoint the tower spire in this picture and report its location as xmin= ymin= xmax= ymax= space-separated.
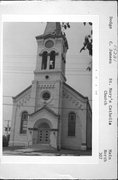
xmin=44 ymin=22 xmax=62 ymax=36
xmin=36 ymin=22 xmax=68 ymax=49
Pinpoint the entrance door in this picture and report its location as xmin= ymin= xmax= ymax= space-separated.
xmin=38 ymin=129 xmax=50 ymax=144
xmin=37 ymin=122 xmax=50 ymax=144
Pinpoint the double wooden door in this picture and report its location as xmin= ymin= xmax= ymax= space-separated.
xmin=37 ymin=128 xmax=50 ymax=144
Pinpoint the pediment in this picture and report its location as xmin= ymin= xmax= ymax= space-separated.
xmin=29 ymin=105 xmax=59 ymax=118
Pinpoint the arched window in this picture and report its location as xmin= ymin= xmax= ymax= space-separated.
xmin=20 ymin=111 xmax=28 ymax=134
xmin=68 ymin=112 xmax=76 ymax=136
xmin=41 ymin=51 xmax=48 ymax=70
xmin=49 ymin=51 xmax=55 ymax=69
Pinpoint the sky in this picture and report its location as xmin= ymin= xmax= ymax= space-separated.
xmin=3 ymin=22 xmax=92 ymax=128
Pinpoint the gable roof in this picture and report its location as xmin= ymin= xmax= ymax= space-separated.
xmin=64 ymin=82 xmax=92 ymax=113
xmin=64 ymin=82 xmax=88 ymax=100
xmin=29 ymin=105 xmax=59 ymax=117
xmin=12 ymin=85 xmax=32 ymax=100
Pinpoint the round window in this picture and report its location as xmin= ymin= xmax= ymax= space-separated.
xmin=42 ymin=91 xmax=51 ymax=100
xmin=45 ymin=40 xmax=54 ymax=48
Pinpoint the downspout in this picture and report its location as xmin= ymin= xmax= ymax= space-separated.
xmin=86 ymin=100 xmax=88 ymax=149
xmin=12 ymin=102 xmax=18 ymax=147
xmin=57 ymin=114 xmax=60 ymax=151
xmin=57 ymin=80 xmax=62 ymax=151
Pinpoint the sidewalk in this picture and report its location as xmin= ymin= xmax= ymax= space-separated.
xmin=3 ymin=146 xmax=92 ymax=156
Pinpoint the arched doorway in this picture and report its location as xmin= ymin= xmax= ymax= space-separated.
xmin=37 ymin=122 xmax=50 ymax=144
xmin=33 ymin=120 xmax=51 ymax=145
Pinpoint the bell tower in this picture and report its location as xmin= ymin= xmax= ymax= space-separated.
xmin=29 ymin=22 xmax=69 ymax=150
xmin=34 ymin=22 xmax=68 ymax=82
xmin=31 ymin=22 xmax=68 ymax=116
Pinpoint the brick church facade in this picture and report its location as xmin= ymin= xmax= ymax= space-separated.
xmin=9 ymin=22 xmax=92 ymax=151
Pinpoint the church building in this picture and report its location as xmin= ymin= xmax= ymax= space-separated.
xmin=9 ymin=22 xmax=92 ymax=151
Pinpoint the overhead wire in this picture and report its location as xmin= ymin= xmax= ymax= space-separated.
xmin=3 ymin=95 xmax=92 ymax=101
xmin=3 ymin=103 xmax=91 ymax=111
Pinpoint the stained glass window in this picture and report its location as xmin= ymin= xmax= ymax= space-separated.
xmin=20 ymin=111 xmax=28 ymax=134
xmin=68 ymin=112 xmax=76 ymax=136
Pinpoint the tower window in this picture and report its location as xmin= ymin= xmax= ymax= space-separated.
xmin=68 ymin=112 xmax=76 ymax=136
xmin=20 ymin=111 xmax=28 ymax=134
xmin=41 ymin=51 xmax=48 ymax=70
xmin=49 ymin=51 xmax=56 ymax=69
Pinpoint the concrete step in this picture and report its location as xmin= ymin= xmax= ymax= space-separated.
xmin=29 ymin=144 xmax=56 ymax=151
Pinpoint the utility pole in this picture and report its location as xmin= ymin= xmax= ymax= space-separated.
xmin=4 ymin=120 xmax=11 ymax=135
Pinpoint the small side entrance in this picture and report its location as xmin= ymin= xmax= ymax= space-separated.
xmin=37 ymin=122 xmax=50 ymax=144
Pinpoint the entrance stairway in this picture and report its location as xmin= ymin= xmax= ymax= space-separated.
xmin=29 ymin=144 xmax=56 ymax=152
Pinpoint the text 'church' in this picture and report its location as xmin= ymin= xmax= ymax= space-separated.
xmin=9 ymin=22 xmax=92 ymax=151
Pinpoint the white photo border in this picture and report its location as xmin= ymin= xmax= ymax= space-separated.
xmin=0 ymin=14 xmax=99 ymax=165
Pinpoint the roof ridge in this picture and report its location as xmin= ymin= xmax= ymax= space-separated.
xmin=13 ymin=85 xmax=32 ymax=100
xmin=64 ymin=82 xmax=88 ymax=99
